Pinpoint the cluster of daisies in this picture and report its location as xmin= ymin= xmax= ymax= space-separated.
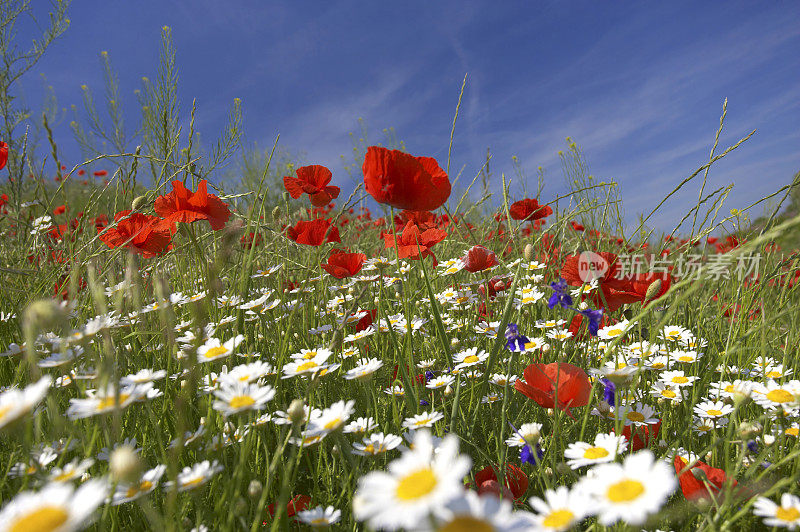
xmin=1 ymin=249 xmax=799 ymax=531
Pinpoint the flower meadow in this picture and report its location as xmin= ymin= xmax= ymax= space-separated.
xmin=2 ymin=15 xmax=800 ymax=532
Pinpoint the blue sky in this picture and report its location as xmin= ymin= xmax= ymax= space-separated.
xmin=18 ymin=1 xmax=800 ymax=232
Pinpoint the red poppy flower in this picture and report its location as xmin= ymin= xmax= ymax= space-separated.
xmin=514 ymin=362 xmax=591 ymax=416
xmin=78 ymin=169 xmax=85 ymax=176
xmin=463 ymin=245 xmax=498 ymax=273
xmin=99 ymin=210 xmax=174 ymax=258
xmin=322 ymin=249 xmax=366 ymax=278
xmin=618 ymin=421 xmax=660 ymax=452
xmin=571 ymin=220 xmax=585 ymax=231
xmin=93 ymin=170 xmax=108 ymax=177
xmin=0 ymin=193 xmax=8 ymax=210
xmin=383 ymin=221 xmax=447 ymax=264
xmin=674 ymin=456 xmax=738 ymax=502
xmin=283 ymin=165 xmax=340 ymax=207
xmin=53 ymin=205 xmax=67 ymax=215
xmin=267 ymin=494 xmax=311 ymax=518
xmin=475 ymin=464 xmax=529 ymax=500
xmin=628 ymin=272 xmax=671 ymax=304
xmin=154 ymin=180 xmax=231 ymax=231
xmin=363 ymin=146 xmax=451 ymax=211
xmin=355 ymin=309 xmax=377 ymax=332
xmin=286 ymin=218 xmax=341 ymax=246
xmin=560 ymin=252 xmax=641 ymax=312
xmin=509 ymin=199 xmax=552 ymax=221
xmin=0 ymin=141 xmax=7 ymax=170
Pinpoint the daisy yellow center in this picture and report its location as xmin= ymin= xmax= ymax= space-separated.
xmin=652 ymin=363 xmax=665 ymax=369
xmin=672 ymin=376 xmax=689 ymax=384
xmin=10 ymin=506 xmax=69 ymax=532
xmin=204 ymin=346 xmax=228 ymax=359
xmin=678 ymin=356 xmax=693 ymax=362
xmin=363 ymin=444 xmax=376 ymax=454
xmin=439 ymin=516 xmax=494 ymax=532
xmin=767 ymin=371 xmax=782 ymax=379
xmin=181 ymin=476 xmax=205 ymax=489
xmin=414 ymin=418 xmax=432 ymax=427
xmin=297 ymin=361 xmax=318 ymax=372
xmin=542 ymin=509 xmax=575 ymax=529
xmin=786 ymin=427 xmax=799 ymax=437
xmin=706 ymin=409 xmax=723 ymax=416
xmin=767 ymin=390 xmax=794 ymax=403
xmin=310 ymin=518 xmax=330 ymax=525
xmin=606 ymin=479 xmax=645 ymax=502
xmin=724 ymin=385 xmax=735 ymax=393
xmin=606 ymin=328 xmax=623 ymax=337
xmin=126 ymin=480 xmax=153 ymax=498
xmin=324 ymin=418 xmax=342 ymax=430
xmin=229 ymin=395 xmax=256 ymax=409
xmin=583 ymin=446 xmax=610 ymax=459
xmin=53 ymin=470 xmax=77 ymax=481
xmin=0 ymin=404 xmax=16 ymax=420
xmin=395 ymin=468 xmax=437 ymax=501
xmin=97 ymin=393 xmax=131 ymax=410
xmin=463 ymin=355 xmax=479 ymax=364
xmin=777 ymin=507 xmax=800 ymax=522
xmin=302 ymin=351 xmax=317 ymax=359
xmin=662 ymin=390 xmax=677 ymax=398
xmin=626 ymin=412 xmax=645 ymax=423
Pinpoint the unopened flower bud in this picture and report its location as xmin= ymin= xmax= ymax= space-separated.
xmin=287 ymin=399 xmax=306 ymax=426
xmin=110 ymin=445 xmax=142 ymax=483
xmin=444 ymin=384 xmax=453 ymax=396
xmin=523 ymin=243 xmax=535 ymax=262
xmin=738 ymin=421 xmax=762 ymax=438
xmin=131 ymin=195 xmax=149 ymax=211
xmin=248 ymin=480 xmax=262 ymax=499
xmin=271 ymin=206 xmax=282 ymax=221
xmin=691 ymin=467 xmax=709 ymax=483
xmin=23 ymin=299 xmax=68 ymax=333
xmin=644 ymin=279 xmax=662 ymax=302
xmin=556 ymin=462 xmax=572 ymax=476
xmin=764 ymin=434 xmax=776 ymax=446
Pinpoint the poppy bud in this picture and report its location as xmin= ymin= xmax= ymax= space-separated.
xmin=738 ymin=421 xmax=761 ymax=438
xmin=444 ymin=384 xmax=453 ymax=396
xmin=691 ymin=467 xmax=709 ymax=483
xmin=272 ymin=206 xmax=281 ymax=221
xmin=523 ymin=243 xmax=535 ymax=262
xmin=109 ymin=445 xmax=142 ymax=483
xmin=288 ymin=399 xmax=306 ymax=426
xmin=248 ymin=480 xmax=263 ymax=499
xmin=131 ymin=195 xmax=149 ymax=211
xmin=23 ymin=299 xmax=68 ymax=333
xmin=644 ymin=279 xmax=662 ymax=302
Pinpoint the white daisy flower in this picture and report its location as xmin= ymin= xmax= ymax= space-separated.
xmin=649 ymin=382 xmax=683 ymax=403
xmin=693 ymin=399 xmax=734 ymax=419
xmin=352 ymin=433 xmax=403 ymax=456
xmin=402 ymin=410 xmax=445 ymax=431
xmin=196 ymin=335 xmax=244 ymax=363
xmin=564 ymin=433 xmax=628 ymax=469
xmin=452 ymin=348 xmax=488 ymax=370
xmin=296 ymin=505 xmax=342 ymax=527
xmin=344 ymin=358 xmax=383 ymax=380
xmin=66 ymin=383 xmax=152 ymax=420
xmin=426 ymin=375 xmax=455 ymax=390
xmin=111 ymin=465 xmax=166 ymax=505
xmin=524 ymin=485 xmax=595 ymax=531
xmin=120 ymin=368 xmax=167 ymax=385
xmin=307 ymin=400 xmax=355 ymax=435
xmin=0 ymin=376 xmax=52 ymax=430
xmin=660 ymin=370 xmax=698 ymax=387
xmin=0 ymin=479 xmax=108 ymax=532
xmin=165 ymin=460 xmax=223 ymax=492
xmin=352 ymin=430 xmax=471 ymax=530
xmin=576 ymin=450 xmax=675 ymax=526
xmin=212 ymin=381 xmax=275 ymax=417
xmin=344 ymin=416 xmax=378 ymax=434
xmin=431 ymin=490 xmax=521 ymax=531
xmin=753 ymin=493 xmax=800 ymax=529
xmin=48 ymin=458 xmax=95 ymax=483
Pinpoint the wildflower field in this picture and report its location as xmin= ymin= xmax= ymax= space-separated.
xmin=2 ymin=4 xmax=800 ymax=532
